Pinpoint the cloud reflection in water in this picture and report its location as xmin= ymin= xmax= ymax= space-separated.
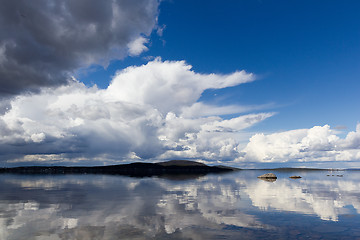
xmin=0 ymin=171 xmax=360 ymax=239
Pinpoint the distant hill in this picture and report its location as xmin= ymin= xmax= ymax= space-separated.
xmin=0 ymin=160 xmax=238 ymax=177
xmin=156 ymin=160 xmax=207 ymax=167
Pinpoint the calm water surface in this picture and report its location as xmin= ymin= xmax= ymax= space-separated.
xmin=1 ymin=170 xmax=360 ymax=239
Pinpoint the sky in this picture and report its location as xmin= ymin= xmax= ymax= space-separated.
xmin=0 ymin=0 xmax=359 ymax=168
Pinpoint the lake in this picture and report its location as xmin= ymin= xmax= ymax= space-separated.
xmin=1 ymin=170 xmax=360 ymax=239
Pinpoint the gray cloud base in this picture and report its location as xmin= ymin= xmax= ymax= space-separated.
xmin=0 ymin=0 xmax=159 ymax=96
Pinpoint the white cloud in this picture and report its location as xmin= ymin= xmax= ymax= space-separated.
xmin=157 ymin=112 xmax=274 ymax=161
xmin=0 ymin=59 xmax=264 ymax=165
xmin=180 ymin=102 xmax=273 ymax=118
xmin=239 ymin=124 xmax=360 ymax=166
xmin=127 ymin=36 xmax=149 ymax=56
xmin=340 ymin=123 xmax=360 ymax=149
xmin=1 ymin=57 xmax=358 ymax=167
xmin=106 ymin=58 xmax=255 ymax=114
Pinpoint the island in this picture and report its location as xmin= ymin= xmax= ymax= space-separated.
xmin=0 ymin=160 xmax=238 ymax=178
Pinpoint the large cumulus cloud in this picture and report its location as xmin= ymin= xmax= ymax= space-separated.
xmin=2 ymin=57 xmax=359 ymax=167
xmin=0 ymin=59 xmax=269 ymax=166
xmin=0 ymin=0 xmax=159 ymax=96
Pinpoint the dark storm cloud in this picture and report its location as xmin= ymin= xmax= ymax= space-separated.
xmin=0 ymin=0 xmax=159 ymax=96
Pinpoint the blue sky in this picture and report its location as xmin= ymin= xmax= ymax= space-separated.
xmin=80 ymin=0 xmax=360 ymax=132
xmin=0 ymin=0 xmax=359 ymax=168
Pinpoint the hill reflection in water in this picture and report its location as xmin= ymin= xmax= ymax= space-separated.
xmin=1 ymin=170 xmax=360 ymax=239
